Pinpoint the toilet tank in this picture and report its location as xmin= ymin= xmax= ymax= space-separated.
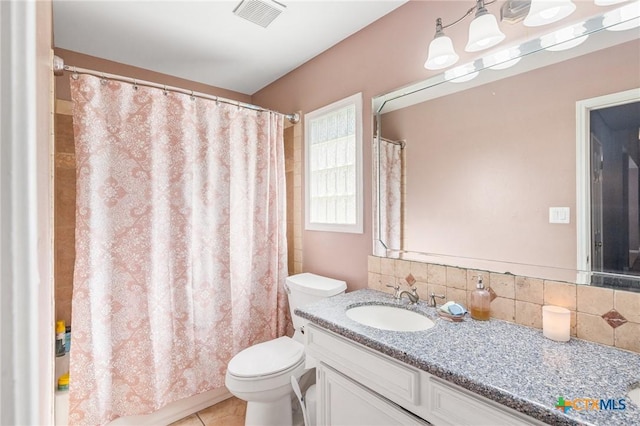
xmin=286 ymin=273 xmax=346 ymax=337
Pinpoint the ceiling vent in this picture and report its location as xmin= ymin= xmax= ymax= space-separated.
xmin=233 ymin=0 xmax=286 ymax=28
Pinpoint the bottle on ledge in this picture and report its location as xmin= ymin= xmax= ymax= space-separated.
xmin=469 ymin=275 xmax=491 ymax=321
xmin=55 ymin=320 xmax=66 ymax=357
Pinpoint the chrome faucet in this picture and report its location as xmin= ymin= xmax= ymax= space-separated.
xmin=400 ymin=287 xmax=420 ymax=304
xmin=429 ymin=292 xmax=445 ymax=307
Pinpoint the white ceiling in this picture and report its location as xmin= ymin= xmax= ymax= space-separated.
xmin=53 ymin=0 xmax=408 ymax=95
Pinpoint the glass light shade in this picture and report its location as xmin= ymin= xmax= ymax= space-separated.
xmin=524 ymin=0 xmax=577 ymax=27
xmin=424 ymin=35 xmax=459 ymax=70
xmin=604 ymin=2 xmax=640 ymax=31
xmin=541 ymin=25 xmax=588 ymax=51
xmin=444 ymin=63 xmax=479 ymax=83
xmin=483 ymin=47 xmax=522 ymax=70
xmin=465 ymin=13 xmax=506 ymax=52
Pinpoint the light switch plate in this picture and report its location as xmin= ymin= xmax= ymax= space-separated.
xmin=549 ymin=207 xmax=570 ymax=224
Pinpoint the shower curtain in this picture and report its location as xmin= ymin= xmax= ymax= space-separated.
xmin=69 ymin=74 xmax=289 ymax=425
xmin=379 ymin=139 xmax=403 ymax=251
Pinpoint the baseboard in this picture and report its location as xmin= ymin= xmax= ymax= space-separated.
xmin=108 ymin=388 xmax=232 ymax=426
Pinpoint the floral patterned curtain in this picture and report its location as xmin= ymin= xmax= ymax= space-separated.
xmin=69 ymin=74 xmax=289 ymax=425
xmin=379 ymin=139 xmax=403 ymax=251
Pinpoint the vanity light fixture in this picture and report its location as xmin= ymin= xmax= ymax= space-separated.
xmin=540 ymin=23 xmax=589 ymax=51
xmin=424 ymin=0 xmax=504 ymax=70
xmin=603 ymin=1 xmax=640 ymax=31
xmin=523 ymin=0 xmax=577 ymax=27
xmin=424 ymin=18 xmax=460 ymax=70
xmin=465 ymin=0 xmax=507 ymax=52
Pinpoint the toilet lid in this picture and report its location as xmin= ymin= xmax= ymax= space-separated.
xmin=227 ymin=336 xmax=304 ymax=378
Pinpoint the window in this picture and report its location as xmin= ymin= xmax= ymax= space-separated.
xmin=305 ymin=93 xmax=363 ymax=233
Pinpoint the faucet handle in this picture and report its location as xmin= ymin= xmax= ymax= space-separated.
xmin=410 ymin=286 xmax=420 ymax=303
xmin=429 ymin=292 xmax=445 ymax=307
xmin=385 ymin=283 xmax=402 ymax=299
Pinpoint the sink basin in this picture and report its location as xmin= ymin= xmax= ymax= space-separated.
xmin=345 ymin=304 xmax=435 ymax=332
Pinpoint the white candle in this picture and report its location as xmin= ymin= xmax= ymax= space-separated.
xmin=542 ymin=305 xmax=571 ymax=342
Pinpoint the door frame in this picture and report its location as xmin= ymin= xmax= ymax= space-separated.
xmin=590 ymin=134 xmax=604 ymax=274
xmin=576 ymin=88 xmax=640 ymax=283
xmin=0 ymin=0 xmax=54 ymax=424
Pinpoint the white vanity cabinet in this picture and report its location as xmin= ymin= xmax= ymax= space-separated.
xmin=305 ymin=324 xmax=545 ymax=426
xmin=317 ymin=364 xmax=428 ymax=425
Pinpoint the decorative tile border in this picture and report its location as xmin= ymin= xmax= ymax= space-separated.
xmin=602 ymin=309 xmax=628 ymax=329
xmin=367 ymin=255 xmax=640 ymax=353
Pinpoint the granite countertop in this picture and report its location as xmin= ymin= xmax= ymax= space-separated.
xmin=296 ymin=289 xmax=640 ymax=426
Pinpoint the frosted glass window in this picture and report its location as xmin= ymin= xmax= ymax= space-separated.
xmin=305 ymin=93 xmax=363 ymax=233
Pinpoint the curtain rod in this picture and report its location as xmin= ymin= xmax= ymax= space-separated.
xmin=380 ymin=136 xmax=406 ymax=149
xmin=52 ymin=55 xmax=300 ymax=124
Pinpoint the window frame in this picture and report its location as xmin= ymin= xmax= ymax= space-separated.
xmin=304 ymin=92 xmax=363 ymax=234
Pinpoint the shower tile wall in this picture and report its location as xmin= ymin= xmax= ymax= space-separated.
xmin=55 ymin=102 xmax=76 ymax=325
xmin=285 ymin=126 xmax=294 ymax=275
xmin=288 ymin=119 xmax=304 ymax=275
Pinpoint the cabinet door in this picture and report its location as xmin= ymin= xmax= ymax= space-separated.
xmin=429 ymin=378 xmax=543 ymax=426
xmin=317 ymin=363 xmax=430 ymax=426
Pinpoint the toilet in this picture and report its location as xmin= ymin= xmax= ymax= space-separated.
xmin=225 ymin=273 xmax=346 ymax=426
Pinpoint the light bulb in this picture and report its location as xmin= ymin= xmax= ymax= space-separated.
xmin=483 ymin=47 xmax=522 ymax=70
xmin=541 ymin=24 xmax=588 ymax=51
xmin=524 ymin=0 xmax=577 ymax=27
xmin=604 ymin=1 xmax=640 ymax=31
xmin=445 ymin=63 xmax=479 ymax=83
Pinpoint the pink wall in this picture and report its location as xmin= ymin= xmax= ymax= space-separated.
xmin=381 ymin=40 xmax=640 ymax=271
xmin=253 ymin=1 xmax=452 ymax=289
xmin=53 ymin=2 xmax=636 ymax=291
xmin=252 ymin=0 xmax=627 ymax=290
xmin=54 ymin=48 xmax=251 ymax=103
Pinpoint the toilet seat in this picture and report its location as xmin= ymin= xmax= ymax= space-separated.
xmin=227 ymin=336 xmax=304 ymax=379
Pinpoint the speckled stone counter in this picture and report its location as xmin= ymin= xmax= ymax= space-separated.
xmin=296 ymin=289 xmax=640 ymax=426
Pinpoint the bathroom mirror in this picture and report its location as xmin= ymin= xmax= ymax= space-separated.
xmin=373 ymin=5 xmax=640 ymax=288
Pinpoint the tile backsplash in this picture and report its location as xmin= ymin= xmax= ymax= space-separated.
xmin=367 ymin=255 xmax=640 ymax=353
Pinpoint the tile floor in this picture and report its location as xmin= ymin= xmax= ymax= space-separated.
xmin=169 ymin=397 xmax=246 ymax=426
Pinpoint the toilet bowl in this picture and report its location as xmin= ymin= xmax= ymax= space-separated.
xmin=225 ymin=273 xmax=346 ymax=426
xmin=226 ymin=337 xmax=306 ymax=425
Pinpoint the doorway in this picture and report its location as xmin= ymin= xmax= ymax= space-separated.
xmin=578 ymin=89 xmax=640 ymax=290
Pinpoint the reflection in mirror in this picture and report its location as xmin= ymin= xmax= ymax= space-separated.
xmin=590 ymin=100 xmax=640 ymax=288
xmin=376 ymin=137 xmax=405 ymax=251
xmin=373 ymin=3 xmax=640 ymax=289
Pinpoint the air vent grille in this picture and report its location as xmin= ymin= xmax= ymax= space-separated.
xmin=233 ymin=0 xmax=286 ymax=28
